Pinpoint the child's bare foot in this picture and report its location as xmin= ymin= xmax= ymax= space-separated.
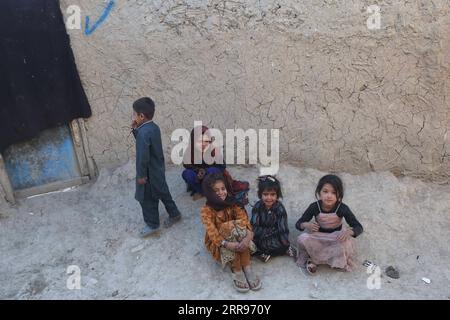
xmin=192 ymin=193 xmax=204 ymax=201
xmin=306 ymin=259 xmax=317 ymax=275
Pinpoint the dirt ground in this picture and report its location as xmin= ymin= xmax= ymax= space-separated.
xmin=1 ymin=162 xmax=449 ymax=299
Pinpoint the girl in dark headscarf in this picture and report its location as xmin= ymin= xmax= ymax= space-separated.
xmin=182 ymin=125 xmax=226 ymax=201
xmin=200 ymin=173 xmax=262 ymax=293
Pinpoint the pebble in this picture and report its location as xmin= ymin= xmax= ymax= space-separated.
xmin=385 ymin=266 xmax=400 ymax=279
xmin=422 ymin=277 xmax=431 ymax=284
xmin=131 ymin=244 xmax=145 ymax=253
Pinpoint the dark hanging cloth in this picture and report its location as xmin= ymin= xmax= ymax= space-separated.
xmin=0 ymin=0 xmax=92 ymax=152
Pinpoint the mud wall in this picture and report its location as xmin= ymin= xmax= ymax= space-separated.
xmin=61 ymin=0 xmax=450 ymax=182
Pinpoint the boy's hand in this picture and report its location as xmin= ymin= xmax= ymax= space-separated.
xmin=137 ymin=177 xmax=147 ymax=185
xmin=303 ymin=222 xmax=320 ymax=233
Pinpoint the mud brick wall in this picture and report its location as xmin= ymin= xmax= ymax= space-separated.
xmin=61 ymin=0 xmax=450 ymax=182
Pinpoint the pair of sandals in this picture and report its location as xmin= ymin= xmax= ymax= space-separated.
xmin=258 ymin=253 xmax=271 ymax=263
xmin=231 ymin=266 xmax=262 ymax=293
xmin=258 ymin=245 xmax=297 ymax=263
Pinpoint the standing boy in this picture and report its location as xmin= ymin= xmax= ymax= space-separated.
xmin=131 ymin=97 xmax=182 ymax=237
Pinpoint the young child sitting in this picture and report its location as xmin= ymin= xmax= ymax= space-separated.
xmin=200 ymin=173 xmax=262 ymax=293
xmin=250 ymin=175 xmax=297 ymax=263
xmin=295 ymin=174 xmax=363 ymax=274
xmin=182 ymin=125 xmax=225 ymax=201
xmin=182 ymin=125 xmax=250 ymax=205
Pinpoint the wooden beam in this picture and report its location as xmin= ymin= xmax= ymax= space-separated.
xmin=77 ymin=119 xmax=97 ymax=179
xmin=0 ymin=154 xmax=15 ymax=204
xmin=70 ymin=119 xmax=89 ymax=177
xmin=69 ymin=119 xmax=97 ymax=179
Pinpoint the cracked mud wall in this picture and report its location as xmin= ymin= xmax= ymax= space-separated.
xmin=62 ymin=0 xmax=450 ymax=182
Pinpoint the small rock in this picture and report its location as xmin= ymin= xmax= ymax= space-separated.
xmin=385 ymin=266 xmax=400 ymax=279
xmin=422 ymin=277 xmax=431 ymax=284
xmin=131 ymin=244 xmax=145 ymax=253
xmin=363 ymin=260 xmax=376 ymax=268
xmin=112 ymin=290 xmax=119 ymax=297
xmin=29 ymin=212 xmax=34 ymax=215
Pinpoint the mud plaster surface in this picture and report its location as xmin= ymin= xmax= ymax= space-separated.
xmin=59 ymin=0 xmax=450 ymax=182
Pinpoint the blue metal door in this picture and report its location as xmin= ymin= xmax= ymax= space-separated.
xmin=2 ymin=125 xmax=81 ymax=190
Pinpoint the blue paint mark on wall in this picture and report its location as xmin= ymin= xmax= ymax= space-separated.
xmin=3 ymin=125 xmax=80 ymax=190
xmin=85 ymin=0 xmax=115 ymax=35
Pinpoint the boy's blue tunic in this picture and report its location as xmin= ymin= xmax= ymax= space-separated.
xmin=133 ymin=121 xmax=170 ymax=201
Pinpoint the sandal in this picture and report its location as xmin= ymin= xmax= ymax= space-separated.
xmin=258 ymin=253 xmax=271 ymax=263
xmin=231 ymin=270 xmax=250 ymax=293
xmin=305 ymin=259 xmax=317 ymax=276
xmin=286 ymin=246 xmax=297 ymax=258
xmin=243 ymin=266 xmax=262 ymax=291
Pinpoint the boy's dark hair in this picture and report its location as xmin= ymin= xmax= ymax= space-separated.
xmin=257 ymin=175 xmax=283 ymax=199
xmin=315 ymin=174 xmax=344 ymax=201
xmin=133 ymin=97 xmax=155 ymax=120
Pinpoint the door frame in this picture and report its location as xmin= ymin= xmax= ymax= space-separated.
xmin=0 ymin=119 xmax=96 ymax=203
